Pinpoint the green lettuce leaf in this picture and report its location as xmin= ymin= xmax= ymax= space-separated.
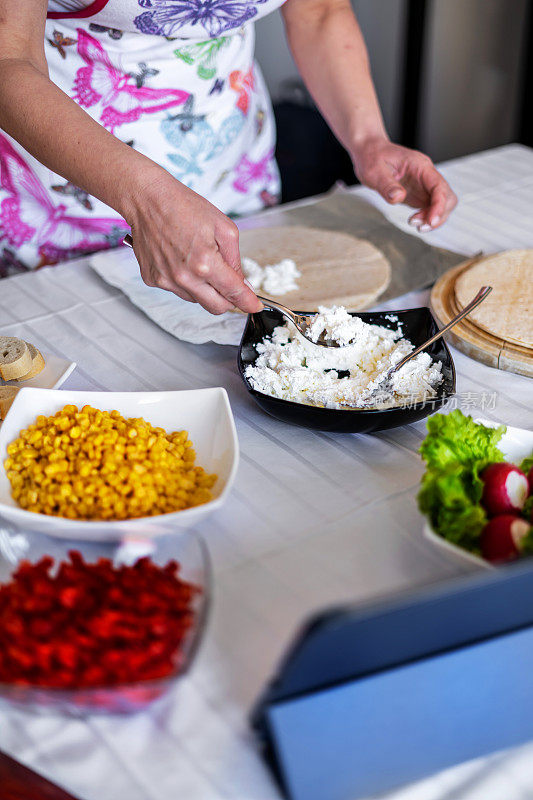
xmin=519 ymin=455 xmax=533 ymax=475
xmin=418 ymin=464 xmax=487 ymax=553
xmin=417 ymin=410 xmax=506 ymax=553
xmin=420 ymin=409 xmax=505 ymax=472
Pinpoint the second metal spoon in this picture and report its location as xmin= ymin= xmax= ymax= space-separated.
xmin=366 ymin=284 xmax=492 ymax=399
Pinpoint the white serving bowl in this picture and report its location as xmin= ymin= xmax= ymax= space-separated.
xmin=423 ymin=419 xmax=533 ymax=569
xmin=0 ymin=388 xmax=239 ymax=541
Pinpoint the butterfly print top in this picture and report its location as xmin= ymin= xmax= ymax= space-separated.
xmin=47 ymin=0 xmax=286 ymax=39
xmin=0 ymin=0 xmax=284 ymax=273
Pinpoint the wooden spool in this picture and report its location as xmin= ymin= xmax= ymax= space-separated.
xmin=430 ymin=257 xmax=533 ymax=379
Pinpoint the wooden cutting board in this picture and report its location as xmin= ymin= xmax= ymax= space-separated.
xmin=430 ymin=255 xmax=533 ymax=378
xmin=239 ymin=225 xmax=391 ymax=311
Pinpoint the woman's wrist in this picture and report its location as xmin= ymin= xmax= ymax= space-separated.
xmin=349 ymin=129 xmax=390 ymax=168
xmin=112 ymin=154 xmax=171 ymax=226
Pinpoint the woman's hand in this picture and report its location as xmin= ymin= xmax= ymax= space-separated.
xmin=351 ymin=137 xmax=457 ymax=231
xmin=282 ymin=2 xmax=457 ymax=231
xmin=126 ymin=171 xmax=262 ymax=315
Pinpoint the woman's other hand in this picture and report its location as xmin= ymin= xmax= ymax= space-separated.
xmin=351 ymin=137 xmax=457 ymax=231
xmin=126 ymin=171 xmax=262 ymax=315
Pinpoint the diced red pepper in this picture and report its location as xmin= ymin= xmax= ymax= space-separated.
xmin=0 ymin=551 xmax=199 ymax=688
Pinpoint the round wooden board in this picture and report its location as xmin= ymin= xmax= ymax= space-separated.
xmin=239 ymin=225 xmax=391 ymax=311
xmin=430 ymin=258 xmax=533 ymax=378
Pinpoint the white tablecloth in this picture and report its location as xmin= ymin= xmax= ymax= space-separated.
xmin=1 ymin=144 xmax=533 ymax=800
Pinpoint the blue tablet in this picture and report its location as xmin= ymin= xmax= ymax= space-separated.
xmin=252 ymin=562 xmax=533 ymax=800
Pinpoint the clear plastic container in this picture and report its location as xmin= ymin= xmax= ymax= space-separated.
xmin=0 ymin=523 xmax=210 ymax=714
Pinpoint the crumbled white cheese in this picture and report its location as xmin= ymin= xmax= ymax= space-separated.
xmin=242 ymin=257 xmax=301 ymax=296
xmin=241 ymin=257 xmax=264 ymax=291
xmin=308 ymin=305 xmax=370 ymax=346
xmin=244 ymin=305 xmax=443 ymax=410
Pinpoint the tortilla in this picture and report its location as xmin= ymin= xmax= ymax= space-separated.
xmin=454 ymin=250 xmax=533 ymax=348
xmin=238 ymin=225 xmax=391 ymax=311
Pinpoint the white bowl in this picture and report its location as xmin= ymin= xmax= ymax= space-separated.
xmin=423 ymin=418 xmax=533 ymax=568
xmin=0 ymin=388 xmax=239 ymax=541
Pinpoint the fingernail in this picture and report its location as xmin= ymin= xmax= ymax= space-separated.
xmin=430 ymin=215 xmax=441 ymax=227
xmin=418 ymin=224 xmax=432 ymax=233
xmin=388 ymin=188 xmax=402 ymax=201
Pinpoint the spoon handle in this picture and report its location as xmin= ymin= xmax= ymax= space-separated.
xmin=390 ymin=285 xmax=492 ymax=376
xmin=255 ymin=295 xmax=298 ymax=326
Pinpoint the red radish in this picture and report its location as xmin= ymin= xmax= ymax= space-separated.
xmin=480 ymin=515 xmax=531 ymax=563
xmin=481 ymin=463 xmax=529 ymax=516
xmin=528 ymin=467 xmax=533 ymax=495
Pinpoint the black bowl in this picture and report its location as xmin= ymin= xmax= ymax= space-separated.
xmin=237 ymin=307 xmax=456 ymax=433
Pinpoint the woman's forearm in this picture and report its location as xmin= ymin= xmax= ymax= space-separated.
xmin=282 ymin=0 xmax=387 ymax=155
xmin=0 ymin=52 xmax=262 ymax=313
xmin=0 ymin=58 xmax=165 ymax=221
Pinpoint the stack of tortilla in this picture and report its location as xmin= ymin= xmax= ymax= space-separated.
xmin=431 ymin=249 xmax=533 ymax=377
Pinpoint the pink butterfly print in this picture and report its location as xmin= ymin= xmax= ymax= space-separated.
xmin=0 ymin=133 xmax=129 ymax=259
xmin=260 ymin=189 xmax=278 ymax=208
xmin=232 ymin=149 xmax=275 ymax=194
xmin=73 ymin=29 xmax=189 ymax=133
xmin=229 ymin=68 xmax=254 ymax=115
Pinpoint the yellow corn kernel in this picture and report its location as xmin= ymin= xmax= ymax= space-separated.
xmin=44 ymin=463 xmax=62 ymax=477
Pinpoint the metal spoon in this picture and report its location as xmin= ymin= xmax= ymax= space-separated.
xmin=122 ymin=233 xmax=339 ymax=346
xmin=255 ymin=296 xmax=346 ymax=347
xmin=365 ymin=285 xmax=492 ymax=400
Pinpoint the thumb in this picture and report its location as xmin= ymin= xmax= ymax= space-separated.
xmin=362 ymin=164 xmax=406 ymax=204
xmin=216 ymin=220 xmax=242 ymax=275
xmin=381 ymin=182 xmax=406 ymax=204
xmin=215 ymin=224 xmax=262 ymax=313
